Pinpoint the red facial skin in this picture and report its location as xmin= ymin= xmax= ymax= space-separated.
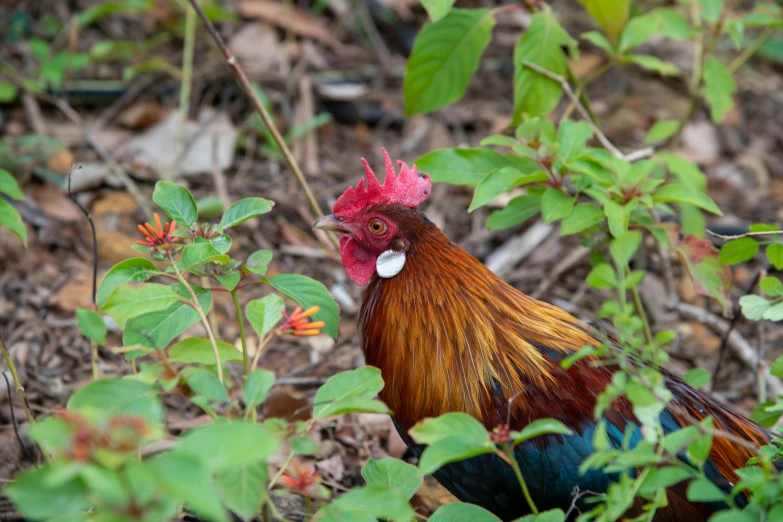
xmin=337 ymin=211 xmax=401 ymax=286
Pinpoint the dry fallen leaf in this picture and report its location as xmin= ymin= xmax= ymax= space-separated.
xmin=238 ymin=0 xmax=340 ymax=47
xmin=31 ymin=184 xmax=83 ymax=222
xmin=55 ymin=277 xmax=93 ymax=312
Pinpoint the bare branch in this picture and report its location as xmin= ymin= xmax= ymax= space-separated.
xmin=707 ymin=229 xmax=783 ymax=241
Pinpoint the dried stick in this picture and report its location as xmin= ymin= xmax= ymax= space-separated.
xmin=0 ymin=332 xmax=35 ymax=426
xmin=3 ymin=372 xmax=31 ymax=460
xmin=186 ymin=0 xmax=336 ymax=248
xmin=521 ymin=61 xmax=654 ymax=162
xmin=707 ymin=229 xmax=783 ymax=241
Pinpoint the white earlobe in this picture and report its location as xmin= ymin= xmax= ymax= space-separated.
xmin=376 ymin=250 xmax=406 ymax=278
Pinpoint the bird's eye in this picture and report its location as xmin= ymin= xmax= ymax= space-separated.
xmin=369 ymin=219 xmax=386 ymax=235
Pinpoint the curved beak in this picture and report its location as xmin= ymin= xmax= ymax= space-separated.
xmin=313 ymin=214 xmax=352 ymax=234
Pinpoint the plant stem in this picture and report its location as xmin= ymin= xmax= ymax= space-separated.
xmin=168 ymin=251 xmax=224 ymax=384
xmin=628 ymin=268 xmax=653 ymax=346
xmin=90 ymin=341 xmax=100 ymax=379
xmin=251 ymin=332 xmax=275 ymax=372
xmin=268 ymin=450 xmax=295 ymax=490
xmin=729 ymin=27 xmax=773 ymax=73
xmin=232 ymin=289 xmax=250 ymax=376
xmin=502 ymin=449 xmax=538 ymax=515
xmin=185 ymin=0 xmax=337 ymax=248
xmin=0 ymin=332 xmax=36 ymax=426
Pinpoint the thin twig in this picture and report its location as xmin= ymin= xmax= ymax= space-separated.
xmin=67 ymin=170 xmax=98 ymax=305
xmin=3 ymin=372 xmax=31 ymax=461
xmin=186 ymin=0 xmax=337 ymax=248
xmin=707 ymin=229 xmax=783 ymax=241
xmin=0 ymin=332 xmax=36 ymax=427
xmin=729 ymin=27 xmax=773 ymax=73
xmin=521 ymin=61 xmax=654 ymax=162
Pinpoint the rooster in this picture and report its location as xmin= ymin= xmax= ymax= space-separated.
xmin=313 ymin=148 xmax=779 ymax=521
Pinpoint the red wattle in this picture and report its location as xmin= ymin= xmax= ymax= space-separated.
xmin=340 ymin=236 xmax=376 ymax=286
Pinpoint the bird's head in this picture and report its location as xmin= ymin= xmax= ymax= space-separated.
xmin=313 ymin=148 xmax=432 ymax=286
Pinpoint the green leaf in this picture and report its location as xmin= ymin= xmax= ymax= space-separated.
xmin=361 ymin=458 xmax=423 ymax=501
xmin=0 ymin=169 xmax=24 ymax=200
xmin=148 ymin=453 xmax=229 ymax=522
xmin=652 ymin=184 xmax=722 ymax=215
xmin=639 ymin=466 xmax=693 ymax=497
xmin=97 ymin=258 xmax=162 ymax=308
xmin=220 ymin=197 xmax=274 ymax=229
xmin=429 ymin=502 xmax=503 ymax=522
xmin=587 ymin=263 xmax=618 ymax=289
xmin=196 ymin=196 xmax=225 ymax=219
xmin=469 ymin=166 xmax=545 ymax=212
xmin=185 ymin=368 xmax=229 ymax=404
xmin=686 ymin=478 xmax=725 ymax=502
xmin=169 ymin=337 xmax=243 ymax=364
xmin=420 ymin=0 xmax=456 ymax=22
xmin=68 ymin=379 xmax=164 ymax=427
xmin=244 ymin=369 xmax=276 ymax=410
xmin=75 ymin=308 xmax=107 ymax=345
xmin=4 ymin=466 xmax=91 ymax=521
xmin=560 ymin=203 xmax=604 ymax=235
xmin=763 ymin=302 xmax=783 ymax=321
xmin=698 ymin=0 xmax=723 ymax=23
xmin=759 ymin=276 xmax=783 ymax=297
xmin=656 ymin=153 xmax=706 ymax=192
xmin=176 ymin=420 xmax=282 ymax=472
xmin=0 ymin=82 xmax=18 ymax=103
xmin=326 ymin=486 xmax=414 ymax=522
xmin=655 ymin=8 xmax=697 ymax=40
xmin=625 ymin=55 xmax=679 ymax=76
xmin=265 ymin=274 xmax=340 ymax=340
xmin=604 ymin=200 xmax=633 ymax=237
xmin=750 ymin=399 xmax=783 ymax=428
xmin=618 ymin=12 xmax=660 ymax=53
xmin=767 ymin=243 xmax=783 ymax=270
xmin=514 ymin=509 xmax=567 ymax=522
xmin=0 ymin=198 xmax=27 ymax=246
xmin=541 ymin=188 xmax=574 ymax=223
xmin=418 ymin=437 xmax=495 ymax=474
xmin=486 ymin=195 xmax=541 ymax=231
xmin=414 ymin=148 xmax=532 ymax=186
xmin=740 ymin=295 xmax=770 ymax=320
xmin=102 ymin=283 xmax=180 ymax=321
xmin=644 ymin=121 xmax=680 ymax=145
xmin=669 ymin=232 xmax=733 ymax=316
xmin=217 ymin=464 xmax=267 ymax=522
xmin=182 ymin=242 xmax=230 ymax=271
xmin=558 ymin=120 xmax=593 ymax=162
xmin=123 ymin=284 xmax=211 ymax=349
xmin=513 ymin=8 xmax=578 ymax=119
xmin=511 ymin=418 xmax=573 ymax=445
xmin=682 ymin=368 xmax=711 ymax=389
xmin=313 ymin=366 xmax=388 ymax=418
xmin=582 ymin=31 xmax=615 ymax=55
xmin=246 ymin=294 xmax=285 ymax=339
xmin=610 ymin=230 xmax=642 ymax=268
xmin=404 ymin=9 xmax=495 ymax=116
xmin=718 ymin=237 xmax=759 ymax=265
xmin=290 ymin=436 xmax=318 ymax=454
xmin=152 ymin=181 xmax=198 ymax=227
xmin=246 ymin=249 xmax=273 ymax=275
xmin=578 ymin=0 xmax=629 ymax=44
xmin=703 ymin=56 xmax=736 ymax=123
xmin=409 ymin=412 xmax=489 ymax=445
xmin=772 ymin=355 xmax=783 ymax=378
xmin=216 ymin=271 xmax=241 ymax=291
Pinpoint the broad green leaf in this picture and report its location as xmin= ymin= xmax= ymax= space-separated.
xmin=763 ymin=302 xmax=783 ymax=321
xmin=469 ymin=166 xmax=545 ymax=212
xmin=686 ymin=478 xmax=725 ymax=502
xmin=668 ymin=230 xmax=733 ymax=316
xmin=751 ymin=399 xmax=783 ymax=428
xmin=4 ymin=466 xmax=91 ymax=521
xmin=655 ymin=8 xmax=697 ymax=40
xmin=414 ymin=148 xmax=532 ymax=186
xmin=325 ymin=486 xmax=414 ymax=522
xmin=0 ymin=82 xmax=18 ymax=103
xmin=220 ymin=197 xmax=274 ymax=229
xmin=418 ymin=437 xmax=495 ymax=474
xmin=75 ymin=308 xmax=107 ymax=345
xmin=739 ymin=294 xmax=770 ymax=321
xmin=0 ymin=169 xmax=24 ymax=200
xmin=123 ymin=284 xmax=211 ymax=349
xmin=429 ymin=502 xmax=503 ymax=522
xmin=703 ymin=56 xmax=736 ymax=123
xmin=246 ymin=294 xmax=285 ymax=339
xmin=266 ymin=274 xmax=340 ymax=340
xmin=767 ymin=243 xmax=783 ymax=270
xmin=176 ymin=421 xmax=282 ymax=472
xmin=102 ymin=283 xmax=180 ymax=321
xmin=169 ymin=337 xmax=243 ymax=364
xmin=514 ymin=509 xmax=567 ymax=522
xmin=362 ymin=458 xmax=423 ymax=501
xmin=511 ymin=418 xmax=573 ymax=445
xmin=148 ymin=453 xmax=229 ymax=522
xmin=652 ymin=184 xmax=722 ymax=215
xmin=196 ymin=196 xmax=225 ymax=219
xmin=513 ymin=8 xmax=578 ymax=119
xmin=682 ymin=368 xmax=711 ymax=389
xmin=604 ymin=200 xmax=634 ymax=237
xmin=152 ymin=181 xmax=198 ymax=227
xmin=625 ymin=55 xmax=679 ymax=76
xmin=618 ymin=13 xmax=660 ymax=53
xmin=244 ymin=369 xmax=276 ymax=410
xmin=246 ymin=249 xmax=273 ymax=275
xmin=409 ymin=412 xmax=489 ymax=445
xmin=486 ymin=195 xmax=541 ymax=231
xmin=420 ymin=0 xmax=456 ymax=22
xmin=185 ymin=368 xmax=229 ymax=404
xmin=698 ymin=0 xmax=723 ymax=23
xmin=718 ymin=237 xmax=758 ymax=265
xmin=558 ymin=120 xmax=593 ymax=162
xmin=404 ymin=9 xmax=495 ymax=116
xmin=313 ymin=366 xmax=388 ymax=418
xmin=480 ymin=135 xmax=519 ymax=148
xmin=582 ymin=31 xmax=615 ymax=55
xmin=0 ymin=198 xmax=27 ymax=246
xmin=587 ymin=263 xmax=618 ymax=289
xmin=290 ymin=436 xmax=318 ymax=454
xmin=610 ymin=230 xmax=642 ymax=268
xmin=656 ymin=153 xmax=707 ymax=192
xmin=541 ymin=188 xmax=574 ymax=223
xmin=560 ymin=203 xmax=603 ymax=235
xmin=578 ymin=0 xmax=629 ymax=44
xmin=182 ymin=242 xmax=230 ymax=270
xmin=216 ymin=271 xmax=240 ymax=291
xmin=644 ymin=120 xmax=680 ymax=145
xmin=97 ymin=258 xmax=161 ymax=307
xmin=708 ymin=512 xmax=754 ymax=522
xmin=217 ymin=464 xmax=267 ymax=521
xmin=639 ymin=467 xmax=693 ymax=497
xmin=68 ymin=379 xmax=164 ymax=427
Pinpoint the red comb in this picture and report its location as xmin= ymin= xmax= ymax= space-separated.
xmin=332 ymin=148 xmax=431 ymax=219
